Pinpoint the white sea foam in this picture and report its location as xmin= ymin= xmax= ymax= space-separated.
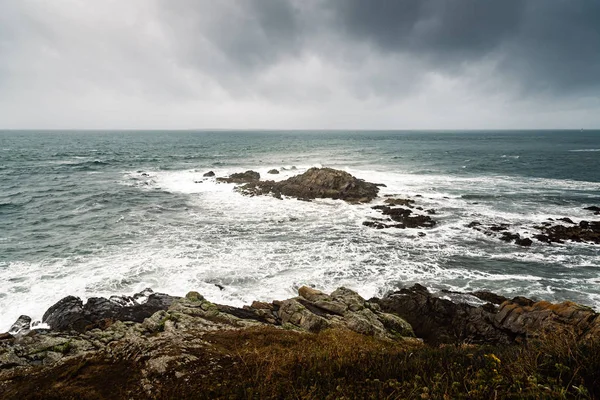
xmin=569 ymin=149 xmax=600 ymax=152
xmin=2 ymin=163 xmax=600 ymax=331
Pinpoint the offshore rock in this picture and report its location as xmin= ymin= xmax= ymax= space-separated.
xmin=367 ymin=204 xmax=436 ymax=229
xmin=267 ymin=169 xmax=279 ymax=174
xmin=202 ymin=170 xmax=215 ymax=177
xmin=535 ymin=220 xmax=600 ymax=244
xmin=216 ymin=170 xmax=260 ymax=184
xmin=238 ymin=167 xmax=380 ymax=203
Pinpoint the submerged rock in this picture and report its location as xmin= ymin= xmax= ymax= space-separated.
xmin=239 ymin=167 xmax=380 ymax=203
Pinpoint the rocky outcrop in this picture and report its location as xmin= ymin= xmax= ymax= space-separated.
xmin=584 ymin=206 xmax=600 ymax=215
xmin=468 ymin=218 xmax=600 ymax=246
xmin=376 ymin=284 xmax=600 ymax=345
xmin=42 ymin=289 xmax=177 ymax=332
xmin=534 ymin=220 xmax=600 ymax=244
xmin=0 ymin=287 xmax=415 ymax=377
xmin=364 ymin=201 xmax=437 ymax=230
xmin=3 ymin=284 xmax=599 ymax=379
xmin=238 ymin=167 xmax=380 ymax=203
xmin=273 ymin=286 xmax=414 ymax=339
xmin=216 ymin=170 xmax=260 ymax=184
xmin=202 ymin=170 xmax=215 ymax=177
xmin=267 ymin=169 xmax=279 ymax=174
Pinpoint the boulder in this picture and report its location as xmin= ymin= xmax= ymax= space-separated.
xmin=278 ymin=299 xmax=330 ymax=332
xmin=217 ymin=170 xmax=260 ymax=184
xmin=375 ymin=284 xmax=510 ymax=345
xmin=202 ymin=171 xmax=215 ymax=177
xmin=267 ymin=169 xmax=279 ymax=174
xmin=8 ymin=315 xmax=32 ymax=335
xmin=238 ymin=167 xmax=379 ymax=203
xmin=42 ymin=290 xmax=178 ymax=332
xmin=376 ymin=284 xmax=600 ymax=345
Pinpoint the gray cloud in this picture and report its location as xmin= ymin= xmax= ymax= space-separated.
xmin=0 ymin=0 xmax=599 ymax=128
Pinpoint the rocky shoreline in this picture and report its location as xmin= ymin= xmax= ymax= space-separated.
xmin=1 ymin=284 xmax=599 ymax=398
xmin=2 ymin=167 xmax=599 ymax=398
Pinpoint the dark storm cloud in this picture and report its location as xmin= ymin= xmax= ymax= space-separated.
xmin=330 ymin=0 xmax=523 ymax=59
xmin=326 ymin=0 xmax=600 ymax=95
xmin=159 ymin=0 xmax=302 ymax=77
xmin=0 ymin=0 xmax=599 ymax=128
xmin=157 ymin=0 xmax=600 ymax=98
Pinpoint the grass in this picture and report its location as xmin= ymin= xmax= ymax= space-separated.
xmin=2 ymin=326 xmax=599 ymax=399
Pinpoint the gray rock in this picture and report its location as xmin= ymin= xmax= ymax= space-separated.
xmin=8 ymin=315 xmax=32 ymax=335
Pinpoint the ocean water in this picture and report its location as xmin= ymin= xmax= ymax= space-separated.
xmin=1 ymin=130 xmax=599 ymax=331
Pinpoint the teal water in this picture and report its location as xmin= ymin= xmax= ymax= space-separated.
xmin=1 ymin=130 xmax=599 ymax=330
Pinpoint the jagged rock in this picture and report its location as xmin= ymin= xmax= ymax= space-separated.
xmin=203 ymin=171 xmax=215 ymax=177
xmin=495 ymin=299 xmax=600 ymax=341
xmin=278 ymin=299 xmax=330 ymax=332
xmin=377 ymin=284 xmax=600 ymax=345
xmin=558 ymin=217 xmax=575 ymax=224
xmin=267 ymin=169 xmax=279 ymax=174
xmin=515 ymin=237 xmax=533 ymax=246
xmin=238 ymin=167 xmax=379 ymax=203
xmin=376 ymin=284 xmax=511 ymax=345
xmin=535 ymin=221 xmax=600 ymax=244
xmin=469 ymin=291 xmax=508 ymax=305
xmin=369 ymin=205 xmax=436 ymax=229
xmin=42 ymin=290 xmax=178 ymax=332
xmin=384 ymin=198 xmax=415 ymax=207
xmin=584 ymin=206 xmax=600 ymax=214
xmin=8 ymin=315 xmax=32 ymax=334
xmin=217 ymin=170 xmax=260 ymax=184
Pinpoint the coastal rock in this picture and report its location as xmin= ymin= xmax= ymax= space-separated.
xmin=468 ymin=223 xmax=534 ymax=246
xmin=203 ymin=170 xmax=215 ymax=177
xmin=216 ymin=170 xmax=260 ymax=184
xmin=8 ymin=315 xmax=32 ymax=335
xmin=42 ymin=290 xmax=178 ymax=332
xmin=584 ymin=206 xmax=600 ymax=215
xmin=367 ymin=204 xmax=436 ymax=229
xmin=267 ymin=169 xmax=279 ymax=174
xmin=376 ymin=284 xmax=511 ymax=345
xmin=239 ymin=167 xmax=380 ymax=203
xmin=535 ymin=220 xmax=600 ymax=244
xmin=376 ymin=284 xmax=600 ymax=345
xmin=384 ymin=198 xmax=415 ymax=207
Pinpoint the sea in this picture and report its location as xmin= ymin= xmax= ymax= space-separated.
xmin=1 ymin=130 xmax=599 ymax=331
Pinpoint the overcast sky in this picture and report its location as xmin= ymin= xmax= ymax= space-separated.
xmin=1 ymin=0 xmax=599 ymax=129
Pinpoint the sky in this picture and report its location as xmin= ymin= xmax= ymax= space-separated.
xmin=0 ymin=0 xmax=599 ymax=130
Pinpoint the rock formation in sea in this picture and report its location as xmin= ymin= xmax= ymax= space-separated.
xmin=236 ymin=167 xmax=380 ymax=203
xmin=216 ymin=170 xmax=260 ymax=184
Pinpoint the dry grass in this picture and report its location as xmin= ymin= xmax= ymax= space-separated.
xmin=2 ymin=326 xmax=599 ymax=399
